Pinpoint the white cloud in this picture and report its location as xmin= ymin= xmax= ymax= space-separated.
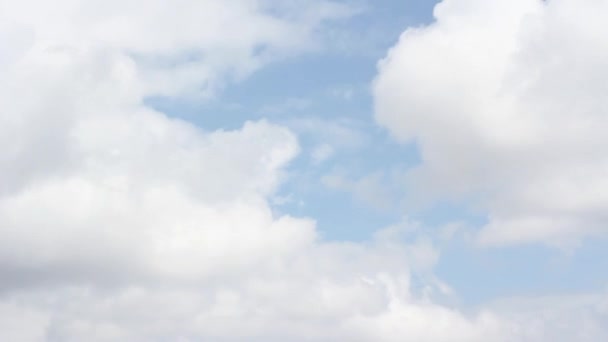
xmin=0 ymin=0 xmax=353 ymax=98
xmin=373 ymin=0 xmax=608 ymax=246
xmin=0 ymin=38 xmax=310 ymax=283
xmin=1 ymin=0 xmax=608 ymax=340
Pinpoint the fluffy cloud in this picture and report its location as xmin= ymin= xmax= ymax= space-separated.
xmin=373 ymin=0 xmax=608 ymax=246
xmin=1 ymin=0 xmax=607 ymax=340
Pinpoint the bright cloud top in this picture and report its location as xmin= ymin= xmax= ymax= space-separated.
xmin=374 ymin=0 xmax=608 ymax=247
xmin=0 ymin=0 xmax=607 ymax=341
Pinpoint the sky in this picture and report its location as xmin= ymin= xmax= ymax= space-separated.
xmin=1 ymin=0 xmax=608 ymax=341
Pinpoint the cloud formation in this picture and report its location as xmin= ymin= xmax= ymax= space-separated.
xmin=1 ymin=0 xmax=608 ymax=340
xmin=374 ymin=0 xmax=608 ymax=246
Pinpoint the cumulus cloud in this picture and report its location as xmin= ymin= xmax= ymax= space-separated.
xmin=373 ymin=0 xmax=608 ymax=246
xmin=1 ymin=0 xmax=607 ymax=340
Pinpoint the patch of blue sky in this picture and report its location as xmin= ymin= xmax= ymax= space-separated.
xmin=437 ymin=236 xmax=608 ymax=306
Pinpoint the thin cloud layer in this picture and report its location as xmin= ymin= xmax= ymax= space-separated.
xmin=0 ymin=0 xmax=353 ymax=97
xmin=374 ymin=0 xmax=608 ymax=246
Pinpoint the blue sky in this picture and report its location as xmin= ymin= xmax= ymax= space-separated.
xmin=2 ymin=0 xmax=608 ymax=340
